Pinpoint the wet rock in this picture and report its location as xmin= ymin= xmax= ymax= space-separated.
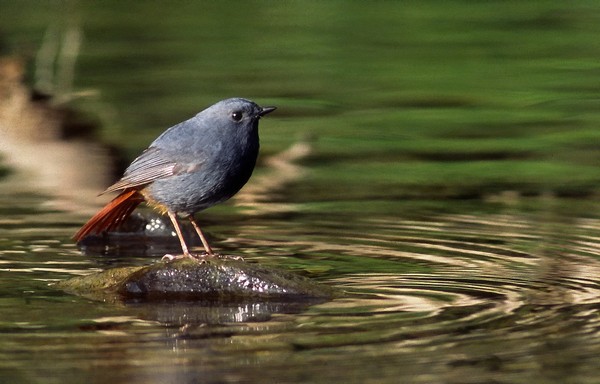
xmin=55 ymin=257 xmax=337 ymax=303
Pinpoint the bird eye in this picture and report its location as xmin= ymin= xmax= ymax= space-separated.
xmin=231 ymin=111 xmax=243 ymax=122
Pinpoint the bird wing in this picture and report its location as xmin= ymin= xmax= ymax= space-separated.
xmin=102 ymin=146 xmax=191 ymax=194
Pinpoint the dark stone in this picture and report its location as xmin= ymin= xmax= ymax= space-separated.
xmin=55 ymin=257 xmax=337 ymax=303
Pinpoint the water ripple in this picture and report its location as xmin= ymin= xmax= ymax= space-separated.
xmin=1 ymin=192 xmax=600 ymax=382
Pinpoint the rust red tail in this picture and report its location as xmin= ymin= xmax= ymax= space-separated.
xmin=73 ymin=189 xmax=145 ymax=242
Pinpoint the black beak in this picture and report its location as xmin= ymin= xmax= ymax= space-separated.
xmin=259 ymin=106 xmax=277 ymax=117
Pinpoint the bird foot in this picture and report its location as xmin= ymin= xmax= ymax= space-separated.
xmin=161 ymin=253 xmax=184 ymax=262
xmin=161 ymin=252 xmax=244 ymax=263
xmin=161 ymin=252 xmax=212 ymax=263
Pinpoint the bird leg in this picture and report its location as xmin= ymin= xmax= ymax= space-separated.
xmin=166 ymin=210 xmax=193 ymax=258
xmin=163 ymin=211 xmax=214 ymax=261
xmin=188 ymin=216 xmax=214 ymax=255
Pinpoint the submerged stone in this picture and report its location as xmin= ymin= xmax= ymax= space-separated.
xmin=56 ymin=257 xmax=336 ymax=302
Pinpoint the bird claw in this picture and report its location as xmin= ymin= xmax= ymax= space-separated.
xmin=161 ymin=252 xmax=244 ymax=263
xmin=160 ymin=253 xmax=178 ymax=261
xmin=161 ymin=252 xmax=214 ymax=263
xmin=161 ymin=254 xmax=180 ymax=262
xmin=189 ymin=252 xmax=211 ymax=264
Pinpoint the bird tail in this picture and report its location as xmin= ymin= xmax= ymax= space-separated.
xmin=73 ymin=189 xmax=145 ymax=242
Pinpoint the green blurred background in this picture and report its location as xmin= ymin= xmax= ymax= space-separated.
xmin=1 ymin=0 xmax=599 ymax=201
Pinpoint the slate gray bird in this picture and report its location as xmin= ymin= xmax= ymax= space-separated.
xmin=73 ymin=98 xmax=276 ymax=258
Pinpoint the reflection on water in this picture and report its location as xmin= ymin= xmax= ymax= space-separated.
xmin=0 ymin=188 xmax=599 ymax=383
xmin=1 ymin=1 xmax=600 ymax=382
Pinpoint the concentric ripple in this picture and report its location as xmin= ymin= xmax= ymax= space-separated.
xmin=233 ymin=205 xmax=600 ymax=371
xmin=2 ymin=193 xmax=600 ymax=382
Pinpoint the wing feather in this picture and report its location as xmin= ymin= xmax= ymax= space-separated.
xmin=103 ymin=147 xmax=178 ymax=194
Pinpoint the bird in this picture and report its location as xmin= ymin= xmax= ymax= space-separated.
xmin=73 ymin=98 xmax=276 ymax=259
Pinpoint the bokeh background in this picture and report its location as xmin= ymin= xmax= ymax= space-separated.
xmin=2 ymin=0 xmax=599 ymax=202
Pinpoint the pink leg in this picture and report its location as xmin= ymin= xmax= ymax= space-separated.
xmin=189 ymin=215 xmax=213 ymax=255
xmin=188 ymin=216 xmax=214 ymax=255
xmin=167 ymin=211 xmax=192 ymax=257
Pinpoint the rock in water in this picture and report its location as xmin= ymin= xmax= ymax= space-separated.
xmin=55 ymin=257 xmax=336 ymax=302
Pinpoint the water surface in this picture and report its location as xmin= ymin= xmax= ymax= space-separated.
xmin=1 ymin=190 xmax=599 ymax=383
xmin=1 ymin=1 xmax=600 ymax=383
